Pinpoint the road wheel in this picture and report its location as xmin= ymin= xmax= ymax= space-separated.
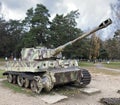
xmin=24 ymin=78 xmax=29 ymax=88
xmin=17 ymin=76 xmax=24 ymax=87
xmin=43 ymin=75 xmax=54 ymax=92
xmin=30 ymin=80 xmax=42 ymax=94
xmin=7 ymin=74 xmax=13 ymax=83
xmin=12 ymin=75 xmax=17 ymax=84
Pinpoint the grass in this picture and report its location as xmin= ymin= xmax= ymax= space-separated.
xmin=0 ymin=70 xmax=5 ymax=78
xmin=0 ymin=58 xmax=5 ymax=61
xmin=83 ymin=67 xmax=120 ymax=76
xmin=79 ymin=61 xmax=94 ymax=67
xmin=102 ymin=62 xmax=120 ymax=69
xmin=2 ymin=80 xmax=35 ymax=96
xmin=78 ymin=61 xmax=120 ymax=76
xmin=0 ymin=61 xmax=5 ymax=66
xmin=1 ymin=80 xmax=80 ymax=96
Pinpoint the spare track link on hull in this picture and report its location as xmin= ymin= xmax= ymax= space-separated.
xmin=79 ymin=69 xmax=91 ymax=87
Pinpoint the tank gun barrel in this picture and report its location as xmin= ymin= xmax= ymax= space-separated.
xmin=52 ymin=18 xmax=112 ymax=56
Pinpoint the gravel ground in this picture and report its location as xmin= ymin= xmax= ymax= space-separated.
xmin=0 ymin=72 xmax=120 ymax=105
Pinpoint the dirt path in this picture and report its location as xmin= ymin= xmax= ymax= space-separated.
xmin=0 ymin=80 xmax=46 ymax=105
xmin=0 ymin=73 xmax=120 ymax=105
xmin=55 ymin=74 xmax=120 ymax=105
xmin=95 ymin=63 xmax=120 ymax=72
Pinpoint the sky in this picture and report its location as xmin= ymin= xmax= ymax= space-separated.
xmin=0 ymin=0 xmax=117 ymax=40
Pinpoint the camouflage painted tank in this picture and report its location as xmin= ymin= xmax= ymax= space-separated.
xmin=3 ymin=19 xmax=112 ymax=93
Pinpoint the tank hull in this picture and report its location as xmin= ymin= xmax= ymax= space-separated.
xmin=3 ymin=66 xmax=91 ymax=93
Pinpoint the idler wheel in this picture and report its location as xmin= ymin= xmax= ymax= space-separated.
xmin=7 ymin=74 xmax=13 ymax=83
xmin=24 ymin=78 xmax=30 ymax=88
xmin=17 ymin=76 xmax=24 ymax=87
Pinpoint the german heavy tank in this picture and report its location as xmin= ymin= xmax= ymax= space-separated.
xmin=3 ymin=19 xmax=112 ymax=93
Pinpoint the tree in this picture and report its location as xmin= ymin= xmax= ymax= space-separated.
xmin=109 ymin=1 xmax=120 ymax=59
xmin=7 ymin=20 xmax=23 ymax=57
xmin=0 ymin=17 xmax=9 ymax=57
xmin=113 ymin=30 xmax=120 ymax=59
xmin=22 ymin=4 xmax=51 ymax=47
xmin=111 ymin=0 xmax=120 ymax=29
xmin=114 ymin=29 xmax=120 ymax=41
xmin=50 ymin=11 xmax=81 ymax=46
xmin=104 ymin=38 xmax=120 ymax=59
xmin=0 ymin=17 xmax=23 ymax=57
xmin=0 ymin=4 xmax=95 ymax=59
xmin=50 ymin=10 xmax=87 ymax=58
xmin=89 ymin=33 xmax=100 ymax=62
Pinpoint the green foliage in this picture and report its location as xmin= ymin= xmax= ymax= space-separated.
xmin=0 ymin=70 xmax=5 ymax=78
xmin=0 ymin=3 xmax=119 ymax=60
xmin=89 ymin=33 xmax=100 ymax=61
xmin=99 ymin=48 xmax=108 ymax=59
xmin=21 ymin=33 xmax=37 ymax=47
xmin=49 ymin=10 xmax=90 ymax=59
xmin=2 ymin=80 xmax=34 ymax=95
xmin=0 ymin=18 xmax=10 ymax=57
xmin=78 ymin=61 xmax=94 ymax=67
xmin=63 ymin=38 xmax=91 ymax=59
xmin=104 ymin=38 xmax=120 ymax=59
xmin=0 ymin=58 xmax=5 ymax=61
xmin=109 ymin=0 xmax=120 ymax=60
xmin=0 ymin=17 xmax=23 ymax=57
xmin=50 ymin=10 xmax=81 ymax=47
xmin=22 ymin=4 xmax=51 ymax=47
xmin=114 ymin=29 xmax=120 ymax=40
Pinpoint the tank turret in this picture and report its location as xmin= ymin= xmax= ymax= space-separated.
xmin=3 ymin=18 xmax=112 ymax=94
xmin=21 ymin=18 xmax=112 ymax=61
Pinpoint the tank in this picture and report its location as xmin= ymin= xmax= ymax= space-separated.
xmin=3 ymin=19 xmax=112 ymax=94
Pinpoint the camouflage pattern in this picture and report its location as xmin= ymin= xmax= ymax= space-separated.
xmin=53 ymin=67 xmax=81 ymax=85
xmin=21 ymin=47 xmax=62 ymax=61
xmin=6 ymin=59 xmax=78 ymax=72
xmin=3 ymin=18 xmax=112 ymax=93
xmin=6 ymin=59 xmax=79 ymax=91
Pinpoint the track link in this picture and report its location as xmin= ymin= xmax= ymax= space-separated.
xmin=79 ymin=69 xmax=91 ymax=87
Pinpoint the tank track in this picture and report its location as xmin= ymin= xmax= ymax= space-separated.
xmin=79 ymin=69 xmax=91 ymax=87
xmin=3 ymin=71 xmax=55 ymax=94
xmin=3 ymin=69 xmax=91 ymax=93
